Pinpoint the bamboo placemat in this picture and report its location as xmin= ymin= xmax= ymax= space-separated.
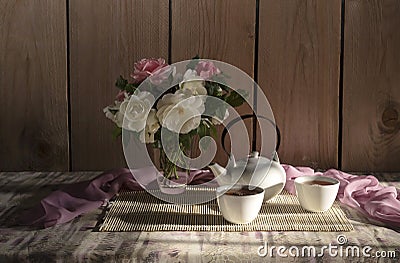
xmin=99 ymin=187 xmax=353 ymax=232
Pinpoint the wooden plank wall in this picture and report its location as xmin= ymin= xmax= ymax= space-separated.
xmin=171 ymin=0 xmax=256 ymax=166
xmin=258 ymin=0 xmax=341 ymax=169
xmin=1 ymin=0 xmax=399 ymax=172
xmin=342 ymin=0 xmax=400 ymax=171
xmin=69 ymin=0 xmax=169 ymax=170
xmin=0 ymin=0 xmax=68 ymax=171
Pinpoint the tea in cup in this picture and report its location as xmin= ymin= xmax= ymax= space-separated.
xmin=294 ymin=176 xmax=339 ymax=212
xmin=217 ymin=185 xmax=264 ymax=224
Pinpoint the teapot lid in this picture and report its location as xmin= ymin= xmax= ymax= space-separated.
xmin=247 ymin=151 xmax=280 ymax=163
xmin=249 ymin=151 xmax=259 ymax=158
xmin=247 ymin=151 xmax=260 ymax=164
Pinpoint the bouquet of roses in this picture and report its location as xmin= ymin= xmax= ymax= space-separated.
xmin=104 ymin=57 xmax=246 ymax=179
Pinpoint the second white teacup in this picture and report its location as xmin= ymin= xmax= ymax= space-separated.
xmin=294 ymin=176 xmax=340 ymax=212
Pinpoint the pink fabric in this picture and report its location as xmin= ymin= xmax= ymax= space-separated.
xmin=18 ymin=168 xmax=214 ymax=228
xmin=19 ymin=165 xmax=400 ymax=228
xmin=283 ymin=165 xmax=400 ymax=228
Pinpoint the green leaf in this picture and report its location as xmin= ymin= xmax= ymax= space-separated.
xmin=205 ymin=82 xmax=223 ymax=97
xmin=210 ymin=124 xmax=217 ymax=139
xmin=196 ymin=120 xmax=216 ymax=150
xmin=152 ymin=141 xmax=161 ymax=149
xmin=219 ymin=83 xmax=232 ymax=92
xmin=197 ymin=121 xmax=208 ymax=138
xmin=112 ymin=127 xmax=122 ymax=139
xmin=224 ymin=89 xmax=248 ymax=107
xmin=186 ymin=57 xmax=200 ymax=70
xmin=115 ymin=75 xmax=137 ymax=94
xmin=115 ymin=75 xmax=128 ymax=90
xmin=125 ymin=83 xmax=136 ymax=94
xmin=238 ymin=89 xmax=249 ymax=99
xmin=211 ymin=74 xmax=228 ymax=87
xmin=204 ymin=96 xmax=228 ymax=120
xmin=179 ymin=133 xmax=190 ymax=148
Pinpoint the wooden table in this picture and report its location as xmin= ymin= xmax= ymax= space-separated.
xmin=0 ymin=172 xmax=399 ymax=262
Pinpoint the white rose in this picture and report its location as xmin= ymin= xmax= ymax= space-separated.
xmin=181 ymin=80 xmax=207 ymax=95
xmin=179 ymin=69 xmax=207 ymax=95
xmin=146 ymin=109 xmax=160 ymax=134
xmin=140 ymin=109 xmax=160 ymax=143
xmin=182 ymin=69 xmax=198 ymax=80
xmin=114 ymin=100 xmax=128 ymax=127
xmin=103 ymin=100 xmax=123 ymax=127
xmin=157 ymin=90 xmax=205 ymax=134
xmin=121 ymin=91 xmax=155 ymax=132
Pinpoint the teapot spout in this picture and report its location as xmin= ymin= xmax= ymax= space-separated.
xmin=208 ymin=163 xmax=226 ymax=177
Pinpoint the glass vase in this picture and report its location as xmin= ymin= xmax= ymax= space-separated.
xmin=156 ymin=147 xmax=189 ymax=194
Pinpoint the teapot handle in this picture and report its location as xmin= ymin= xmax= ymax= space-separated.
xmin=221 ymin=114 xmax=281 ymax=156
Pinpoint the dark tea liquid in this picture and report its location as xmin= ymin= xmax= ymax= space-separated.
xmin=304 ymin=180 xmax=335 ymax=186
xmin=225 ymin=187 xmax=263 ymax=196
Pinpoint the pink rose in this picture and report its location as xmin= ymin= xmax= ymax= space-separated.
xmin=195 ymin=61 xmax=221 ymax=79
xmin=130 ymin=58 xmax=169 ymax=84
xmin=148 ymin=65 xmax=175 ymax=85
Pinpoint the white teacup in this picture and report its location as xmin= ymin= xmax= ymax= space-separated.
xmin=217 ymin=185 xmax=264 ymax=224
xmin=294 ymin=176 xmax=340 ymax=212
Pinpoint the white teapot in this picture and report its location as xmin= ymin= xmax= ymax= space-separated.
xmin=208 ymin=114 xmax=286 ymax=202
xmin=209 ymin=151 xmax=286 ymax=202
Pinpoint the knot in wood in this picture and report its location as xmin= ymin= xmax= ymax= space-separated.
xmin=382 ymin=107 xmax=399 ymax=128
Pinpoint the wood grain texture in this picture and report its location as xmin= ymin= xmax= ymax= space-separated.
xmin=69 ymin=0 xmax=169 ymax=170
xmin=258 ymin=0 xmax=341 ymax=169
xmin=0 ymin=0 xmax=68 ymax=171
xmin=342 ymin=0 xmax=400 ymax=172
xmin=171 ymin=0 xmax=256 ymax=166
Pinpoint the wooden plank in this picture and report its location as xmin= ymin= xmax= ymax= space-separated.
xmin=0 ymin=0 xmax=68 ymax=171
xmin=69 ymin=0 xmax=169 ymax=170
xmin=171 ymin=0 xmax=256 ymax=166
xmin=343 ymin=0 xmax=400 ymax=172
xmin=258 ymin=0 xmax=341 ymax=169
